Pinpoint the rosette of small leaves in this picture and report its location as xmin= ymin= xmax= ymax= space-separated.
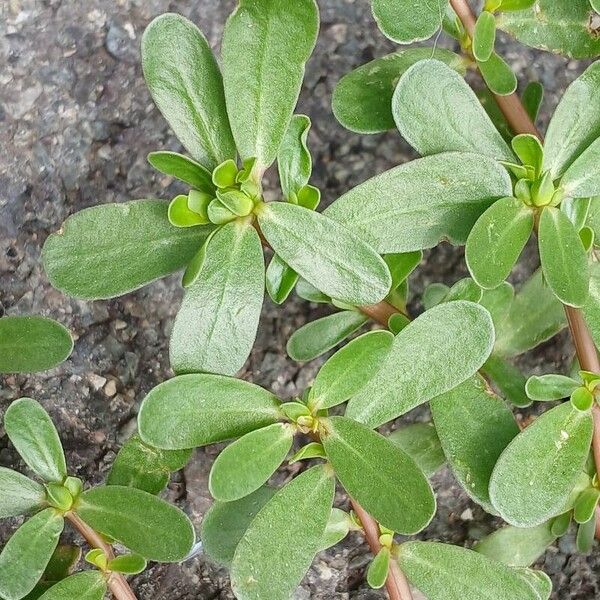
xmin=42 ymin=4 xmax=392 ymax=379
xmin=0 ymin=399 xmax=194 ymax=600
xmin=0 ymin=316 xmax=73 ymax=374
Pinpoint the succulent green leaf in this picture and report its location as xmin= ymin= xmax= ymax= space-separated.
xmin=477 ymin=52 xmax=518 ymax=96
xmin=170 ymin=220 xmax=264 ymax=375
xmin=332 ymin=49 xmax=465 ymax=134
xmin=574 ymin=487 xmax=600 ymax=524
xmin=516 ymin=568 xmax=553 ymax=599
xmin=222 ymin=0 xmax=319 ymax=172
xmin=147 ymin=151 xmax=215 ymax=193
xmin=473 ymin=12 xmax=496 ymax=62
xmin=388 ymin=422 xmax=445 ymax=477
xmin=0 ymin=509 xmax=64 ymax=600
xmin=474 ymin=522 xmax=556 ymax=567
xmin=576 ymin=513 xmax=596 ymax=553
xmin=258 ymin=202 xmax=391 ymax=305
xmin=397 ymin=541 xmax=547 ymax=600
xmin=108 ymin=554 xmax=147 ymax=575
xmin=521 ymin=81 xmax=544 ymax=123
xmin=346 ymin=302 xmax=495 ymax=428
xmin=231 ymin=465 xmax=334 ymax=600
xmin=483 ymin=354 xmax=530 ymax=407
xmin=422 ymin=283 xmax=450 ymax=310
xmin=265 ymin=255 xmax=299 ymax=305
xmin=512 ymin=134 xmax=544 ymax=175
xmin=37 ymin=572 xmax=107 ymax=600
xmin=442 ymin=278 xmax=483 ymax=304
xmin=490 ymin=402 xmax=594 ymax=526
xmin=562 ymin=197 xmax=591 ymax=230
xmin=287 ymin=311 xmax=368 ymax=362
xmin=480 ymin=282 xmax=514 ymax=329
xmin=310 ymin=330 xmax=394 ymax=410
xmin=388 ymin=313 xmax=410 ymax=334
xmin=319 ymin=508 xmax=350 ymax=551
xmin=0 ymin=468 xmax=45 ymax=518
xmin=325 ymin=153 xmax=512 ymax=253
xmin=201 ymin=486 xmax=276 ymax=567
xmin=367 ymin=547 xmax=390 ymax=589
xmin=209 ymin=423 xmax=294 ymax=502
xmin=562 ymin=137 xmax=600 ymax=199
xmin=466 ymin=197 xmax=534 ymax=289
xmin=543 ymin=61 xmax=600 ymax=178
xmin=139 ymin=374 xmax=281 ymax=450
xmin=371 ymin=0 xmax=448 ymax=44
xmin=289 ymin=442 xmax=327 ymax=464
xmin=77 ymin=486 xmax=194 ymax=562
xmin=168 ymin=194 xmax=209 ymax=227
xmin=42 ymin=200 xmax=212 ymax=300
xmin=142 ymin=14 xmax=235 ymax=170
xmin=295 ymin=278 xmax=331 ymax=304
xmin=322 ymin=417 xmax=435 ymax=534
xmin=525 ymin=374 xmax=581 ymax=401
xmin=384 ymin=252 xmax=422 ymax=289
xmin=0 ymin=317 xmax=72 ymax=374
xmin=430 ymin=376 xmax=519 ymax=512
xmin=583 ymin=262 xmax=600 ymax=347
xmin=498 ymin=0 xmax=600 ymax=61
xmin=538 ymin=206 xmax=589 ymax=307
xmin=107 ymin=434 xmax=191 ymax=495
xmin=278 ymin=115 xmax=312 ymax=198
xmin=392 ymin=60 xmax=515 ymax=161
xmin=4 ymin=399 xmax=66 ymax=484
xmin=494 ymin=269 xmax=567 ymax=356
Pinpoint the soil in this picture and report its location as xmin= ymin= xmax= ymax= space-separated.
xmin=0 ymin=0 xmax=598 ymax=598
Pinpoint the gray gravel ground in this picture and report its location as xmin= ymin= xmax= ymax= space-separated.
xmin=0 ymin=0 xmax=597 ymax=598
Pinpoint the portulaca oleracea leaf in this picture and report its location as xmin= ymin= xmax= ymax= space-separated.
xmin=277 ymin=115 xmax=312 ymax=198
xmin=231 ymin=465 xmax=334 ymax=600
xmin=325 ymin=153 xmax=512 ymax=253
xmin=138 ymin=374 xmax=282 ymax=450
xmin=490 ymin=402 xmax=593 ymax=527
xmin=37 ymin=572 xmax=107 ymax=600
xmin=0 ymin=468 xmax=46 ymax=518
xmin=142 ymin=14 xmax=235 ymax=170
xmin=169 ymin=220 xmax=264 ymax=376
xmin=0 ymin=316 xmax=73 ymax=374
xmin=222 ymin=0 xmax=319 ymax=173
xmin=346 ymin=301 xmax=495 ymax=428
xmin=42 ymin=200 xmax=212 ymax=300
xmin=388 ymin=422 xmax=445 ymax=477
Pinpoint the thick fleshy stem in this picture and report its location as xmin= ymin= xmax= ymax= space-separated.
xmin=65 ymin=512 xmax=138 ymax=600
xmin=449 ymin=0 xmax=600 ymax=533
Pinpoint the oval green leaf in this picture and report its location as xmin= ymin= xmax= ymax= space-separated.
xmin=170 ymin=220 xmax=264 ymax=375
xmin=466 ymin=197 xmax=533 ymax=289
xmin=147 ymin=151 xmax=215 ymax=194
xmin=542 ymin=61 xmax=600 ymax=177
xmin=322 ymin=416 xmax=435 ymax=534
xmin=108 ymin=554 xmax=147 ymax=575
xmin=538 ymin=206 xmax=589 ymax=307
xmin=372 ymin=0 xmax=448 ymax=44
xmin=473 ymin=11 xmax=496 ymax=62
xmin=430 ymin=376 xmax=520 ymax=513
xmin=525 ymin=374 xmax=581 ymax=401
xmin=367 ymin=547 xmax=390 ymax=590
xmin=326 ymin=152 xmax=512 ymax=253
xmin=0 ymin=509 xmax=64 ymax=600
xmin=474 ymin=522 xmax=556 ymax=567
xmin=397 ymin=541 xmax=546 ymax=600
xmin=310 ymin=330 xmax=394 ymax=410
xmin=222 ymin=0 xmax=319 ymax=172
xmin=138 ymin=374 xmax=282 ymax=450
xmin=477 ymin=52 xmax=518 ymax=96
xmin=0 ymin=467 xmax=46 ymax=518
xmin=258 ymin=202 xmax=391 ymax=305
xmin=43 ymin=200 xmax=213 ymax=300
xmin=142 ymin=14 xmax=235 ymax=170
xmin=209 ymin=423 xmax=294 ymax=502
xmin=388 ymin=422 xmax=445 ymax=477
xmin=265 ymin=254 xmax=299 ymax=305
xmin=0 ymin=316 xmax=72 ymax=374
xmin=76 ymin=485 xmax=194 ymax=562
xmin=287 ymin=311 xmax=368 ymax=362
xmin=37 ymin=572 xmax=107 ymax=600
xmin=392 ymin=60 xmax=515 ymax=161
xmin=277 ymin=115 xmax=312 ymax=199
xmin=231 ymin=465 xmax=334 ymax=600
xmin=332 ymin=48 xmax=465 ymax=134
xmin=562 ymin=137 xmax=600 ymax=199
xmin=4 ymin=398 xmax=66 ymax=484
xmin=490 ymin=402 xmax=594 ymax=527
xmin=346 ymin=301 xmax=495 ymax=428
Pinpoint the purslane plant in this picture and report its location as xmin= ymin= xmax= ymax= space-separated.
xmin=4 ymin=1 xmax=600 ymax=599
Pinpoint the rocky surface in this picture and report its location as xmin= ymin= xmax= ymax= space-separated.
xmin=0 ymin=0 xmax=597 ymax=598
